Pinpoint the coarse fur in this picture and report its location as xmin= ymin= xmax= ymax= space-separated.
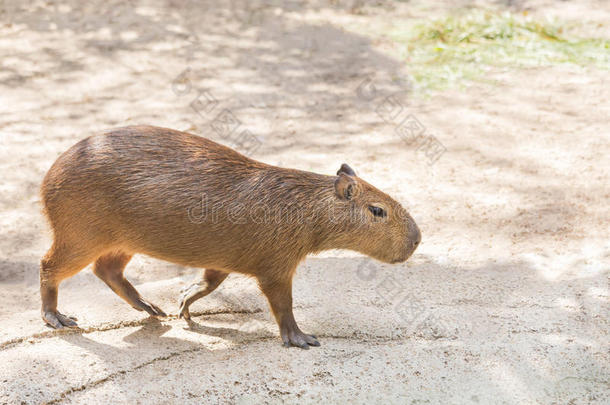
xmin=40 ymin=125 xmax=421 ymax=348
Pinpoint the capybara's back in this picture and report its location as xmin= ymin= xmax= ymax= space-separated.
xmin=40 ymin=125 xmax=420 ymax=348
xmin=42 ymin=125 xmax=267 ymax=268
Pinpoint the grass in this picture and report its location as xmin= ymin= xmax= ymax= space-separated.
xmin=390 ymin=9 xmax=610 ymax=92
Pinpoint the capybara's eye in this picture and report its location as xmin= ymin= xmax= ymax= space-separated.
xmin=368 ymin=205 xmax=387 ymax=218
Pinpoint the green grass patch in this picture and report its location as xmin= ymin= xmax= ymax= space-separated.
xmin=390 ymin=9 xmax=610 ymax=92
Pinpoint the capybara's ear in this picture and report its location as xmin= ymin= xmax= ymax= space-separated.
xmin=337 ymin=163 xmax=356 ymax=177
xmin=334 ymin=173 xmax=359 ymax=200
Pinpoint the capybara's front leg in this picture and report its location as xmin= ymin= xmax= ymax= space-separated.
xmin=258 ymin=275 xmax=320 ymax=349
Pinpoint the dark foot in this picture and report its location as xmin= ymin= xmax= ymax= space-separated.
xmin=42 ymin=310 xmax=79 ymax=329
xmin=133 ymin=298 xmax=167 ymax=317
xmin=281 ymin=329 xmax=320 ymax=349
xmin=179 ymin=304 xmax=191 ymax=320
xmin=178 ymin=282 xmax=201 ymax=320
xmin=178 ymin=303 xmax=191 ymax=320
xmin=178 ymin=270 xmax=229 ymax=321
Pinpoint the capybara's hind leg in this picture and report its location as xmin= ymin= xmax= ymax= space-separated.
xmin=93 ymin=252 xmax=167 ymax=317
xmin=40 ymin=243 xmax=97 ymax=329
xmin=179 ymin=269 xmax=228 ymax=320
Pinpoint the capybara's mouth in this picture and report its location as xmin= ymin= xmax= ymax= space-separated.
xmin=390 ymin=244 xmax=419 ymax=264
xmin=390 ymin=254 xmax=410 ymax=264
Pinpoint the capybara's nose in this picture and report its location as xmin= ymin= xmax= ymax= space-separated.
xmin=414 ymin=228 xmax=421 ymax=246
xmin=410 ymin=224 xmax=421 ymax=250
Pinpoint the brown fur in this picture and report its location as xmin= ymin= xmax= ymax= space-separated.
xmin=40 ymin=125 xmax=421 ymax=348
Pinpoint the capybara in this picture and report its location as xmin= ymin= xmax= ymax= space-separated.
xmin=40 ymin=125 xmax=421 ymax=348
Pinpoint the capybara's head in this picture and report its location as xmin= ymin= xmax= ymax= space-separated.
xmin=332 ymin=163 xmax=421 ymax=264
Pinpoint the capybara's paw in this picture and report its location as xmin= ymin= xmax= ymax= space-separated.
xmin=135 ymin=298 xmax=167 ymax=318
xmin=178 ymin=301 xmax=191 ymax=320
xmin=281 ymin=330 xmax=320 ymax=349
xmin=42 ymin=311 xmax=79 ymax=329
xmin=178 ymin=282 xmax=203 ymax=320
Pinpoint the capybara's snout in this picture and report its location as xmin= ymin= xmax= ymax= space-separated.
xmin=406 ymin=219 xmax=421 ymax=258
xmin=391 ymin=217 xmax=421 ymax=264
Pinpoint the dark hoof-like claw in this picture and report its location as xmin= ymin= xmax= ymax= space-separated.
xmin=178 ymin=303 xmax=191 ymax=320
xmin=178 ymin=294 xmax=191 ymax=320
xmin=136 ymin=298 xmax=167 ymax=317
xmin=282 ymin=331 xmax=320 ymax=349
xmin=178 ymin=283 xmax=201 ymax=320
xmin=42 ymin=311 xmax=79 ymax=329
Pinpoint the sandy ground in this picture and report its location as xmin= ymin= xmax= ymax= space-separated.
xmin=0 ymin=0 xmax=609 ymax=404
